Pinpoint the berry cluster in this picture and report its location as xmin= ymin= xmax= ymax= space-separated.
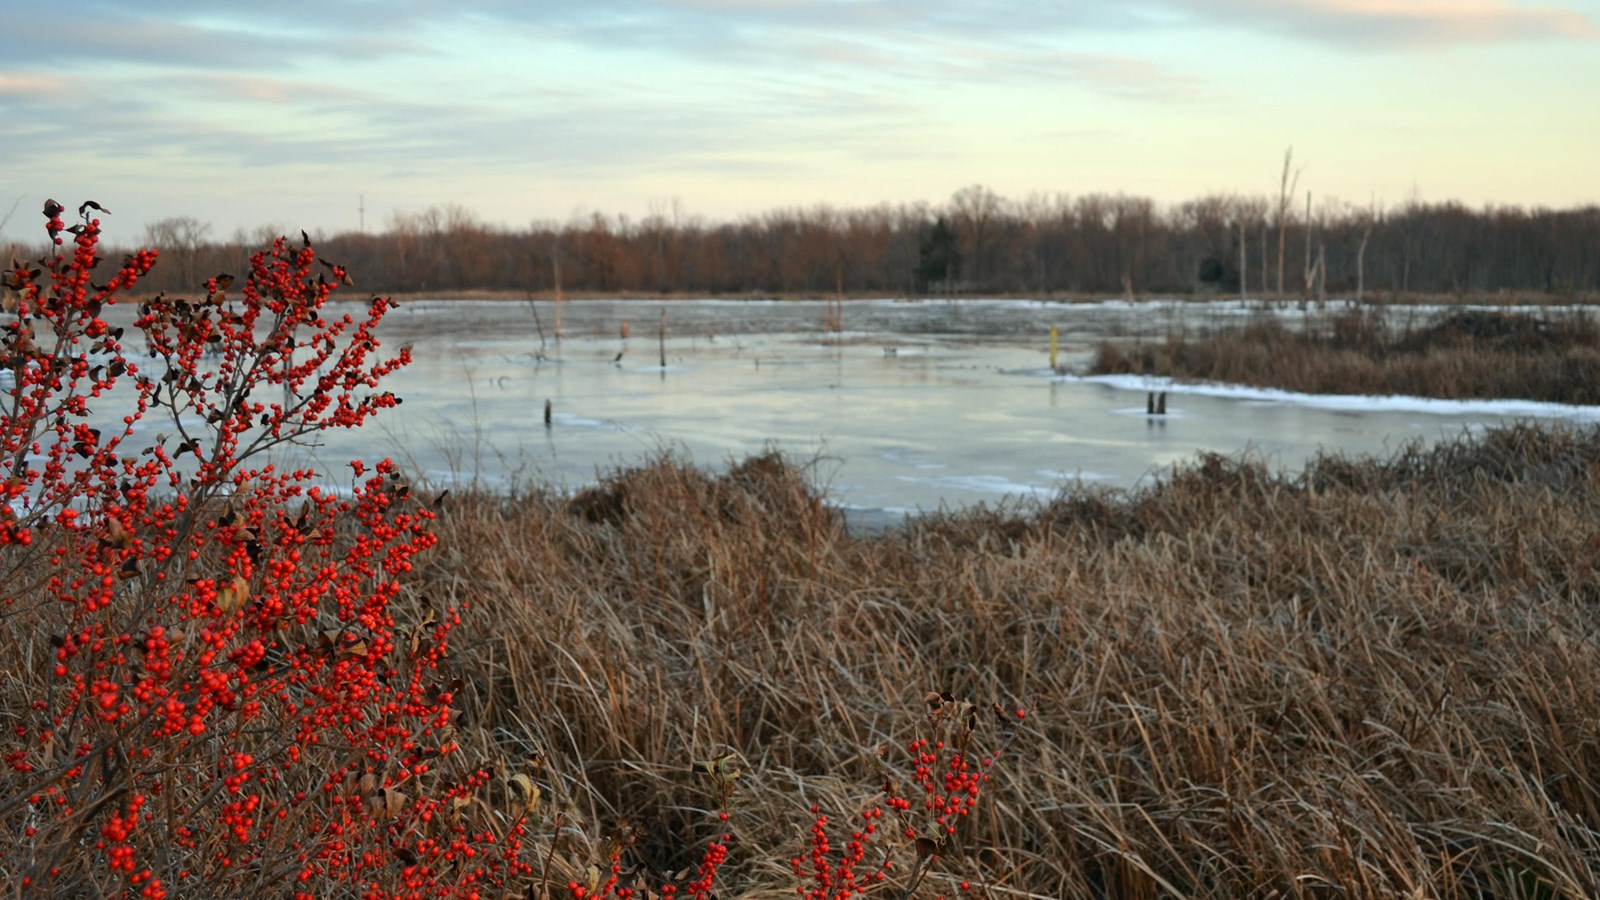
xmin=0 ymin=200 xmax=1025 ymax=899
xmin=792 ymin=694 xmax=1025 ymax=899
xmin=0 ymin=202 xmax=528 ymax=897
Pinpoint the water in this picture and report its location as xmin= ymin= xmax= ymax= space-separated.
xmin=64 ymin=297 xmax=1600 ymax=521
xmin=332 ymin=298 xmax=1600 ymax=518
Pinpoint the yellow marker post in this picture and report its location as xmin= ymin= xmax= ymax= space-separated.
xmin=1049 ymin=324 xmax=1058 ymax=370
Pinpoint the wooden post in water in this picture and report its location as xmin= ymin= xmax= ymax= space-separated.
xmin=552 ymin=252 xmax=564 ymax=342
xmin=1049 ymin=324 xmax=1058 ymax=370
xmin=1157 ymin=391 xmax=1167 ymax=415
xmin=658 ymin=308 xmax=667 ymax=368
xmin=1147 ymin=392 xmax=1156 ymax=415
xmin=831 ymin=264 xmax=844 ymax=332
xmin=543 ymin=398 xmax=552 ymax=427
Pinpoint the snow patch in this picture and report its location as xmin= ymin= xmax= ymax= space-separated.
xmin=1067 ymin=373 xmax=1600 ymax=420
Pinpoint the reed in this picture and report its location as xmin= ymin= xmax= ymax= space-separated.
xmin=20 ymin=203 xmax=1597 ymax=898
xmin=9 ymin=425 xmax=1599 ymax=895
xmin=387 ymin=424 xmax=1600 ymax=897
xmin=1093 ymin=307 xmax=1600 ymax=404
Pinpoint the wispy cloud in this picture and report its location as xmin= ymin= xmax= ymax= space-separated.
xmin=1062 ymin=56 xmax=1207 ymax=103
xmin=7 ymin=5 xmax=424 ymax=68
xmin=1176 ymin=0 xmax=1599 ymax=48
xmin=193 ymin=76 xmax=370 ymax=106
xmin=1 ymin=0 xmax=1217 ymax=189
xmin=0 ymin=74 xmax=73 ymax=100
xmin=3 ymin=0 xmax=1593 ymax=234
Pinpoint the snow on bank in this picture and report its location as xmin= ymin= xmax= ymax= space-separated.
xmin=1064 ymin=373 xmax=1600 ymax=421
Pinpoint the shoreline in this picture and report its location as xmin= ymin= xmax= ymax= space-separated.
xmin=102 ymin=286 xmax=1600 ymax=306
xmin=386 ymin=288 xmax=1600 ymax=306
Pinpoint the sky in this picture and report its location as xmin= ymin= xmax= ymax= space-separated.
xmin=2 ymin=0 xmax=1597 ymax=242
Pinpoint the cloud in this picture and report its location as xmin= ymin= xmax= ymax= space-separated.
xmin=861 ymin=39 xmax=1205 ymax=103
xmin=0 ymin=74 xmax=71 ymax=96
xmin=12 ymin=0 xmax=1595 ymax=78
xmin=0 ymin=57 xmax=923 ymax=196
xmin=4 ymin=1 xmax=1208 ymax=111
xmin=1175 ymin=0 xmax=1599 ymax=48
xmin=8 ymin=0 xmax=1592 ymax=237
xmin=4 ymin=5 xmax=425 ymax=69
xmin=180 ymin=76 xmax=368 ymax=105
xmin=1061 ymin=56 xmax=1207 ymax=102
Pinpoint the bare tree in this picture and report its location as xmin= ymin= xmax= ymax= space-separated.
xmin=1315 ymin=243 xmax=1327 ymax=306
xmin=950 ymin=184 xmax=1002 ymax=288
xmin=388 ymin=211 xmax=421 ymax=291
xmin=0 ymin=197 xmax=24 ymax=270
xmin=1237 ymin=209 xmax=1248 ymax=302
xmin=1303 ymin=191 xmax=1314 ymax=299
xmin=1275 ymin=147 xmax=1302 ymax=298
xmin=1231 ymin=197 xmax=1269 ymax=303
xmin=1301 ymin=191 xmax=1324 ymax=304
xmin=32 ymin=186 xmax=1592 ymax=301
xmin=1353 ymin=198 xmax=1380 ymax=304
xmin=144 ymin=216 xmax=212 ymax=290
xmin=0 ymin=197 xmax=21 ymax=238
xmin=644 ymin=198 xmax=672 ymax=294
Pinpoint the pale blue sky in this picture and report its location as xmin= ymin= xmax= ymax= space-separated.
xmin=3 ymin=0 xmax=1596 ymax=240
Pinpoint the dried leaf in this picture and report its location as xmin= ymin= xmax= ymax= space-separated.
xmin=957 ymin=700 xmax=977 ymax=733
xmin=508 ymin=773 xmax=541 ymax=814
xmin=216 ymin=574 xmax=250 ymax=614
xmin=694 ymin=751 xmax=742 ymax=784
xmin=366 ymin=787 xmax=407 ymax=819
xmin=105 ymin=516 xmax=133 ymax=549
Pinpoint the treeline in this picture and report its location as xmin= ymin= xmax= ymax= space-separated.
xmin=9 ymin=187 xmax=1600 ymax=298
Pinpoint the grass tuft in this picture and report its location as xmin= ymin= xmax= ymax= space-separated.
xmin=1092 ymin=307 xmax=1600 ymax=404
xmin=393 ymin=424 xmax=1600 ymax=897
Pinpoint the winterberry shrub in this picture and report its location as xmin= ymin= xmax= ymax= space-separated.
xmin=793 ymin=693 xmax=1025 ymax=900
xmin=0 ymin=201 xmax=1023 ymax=899
xmin=0 ymin=201 xmax=532 ymax=897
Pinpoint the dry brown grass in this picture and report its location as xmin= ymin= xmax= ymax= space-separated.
xmin=400 ymin=424 xmax=1600 ymax=898
xmin=1092 ymin=307 xmax=1600 ymax=404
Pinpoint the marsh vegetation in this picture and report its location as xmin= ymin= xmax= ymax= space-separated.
xmin=413 ymin=424 xmax=1600 ymax=897
xmin=7 ymin=206 xmax=1599 ymax=898
xmin=1092 ymin=306 xmax=1600 ymax=406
